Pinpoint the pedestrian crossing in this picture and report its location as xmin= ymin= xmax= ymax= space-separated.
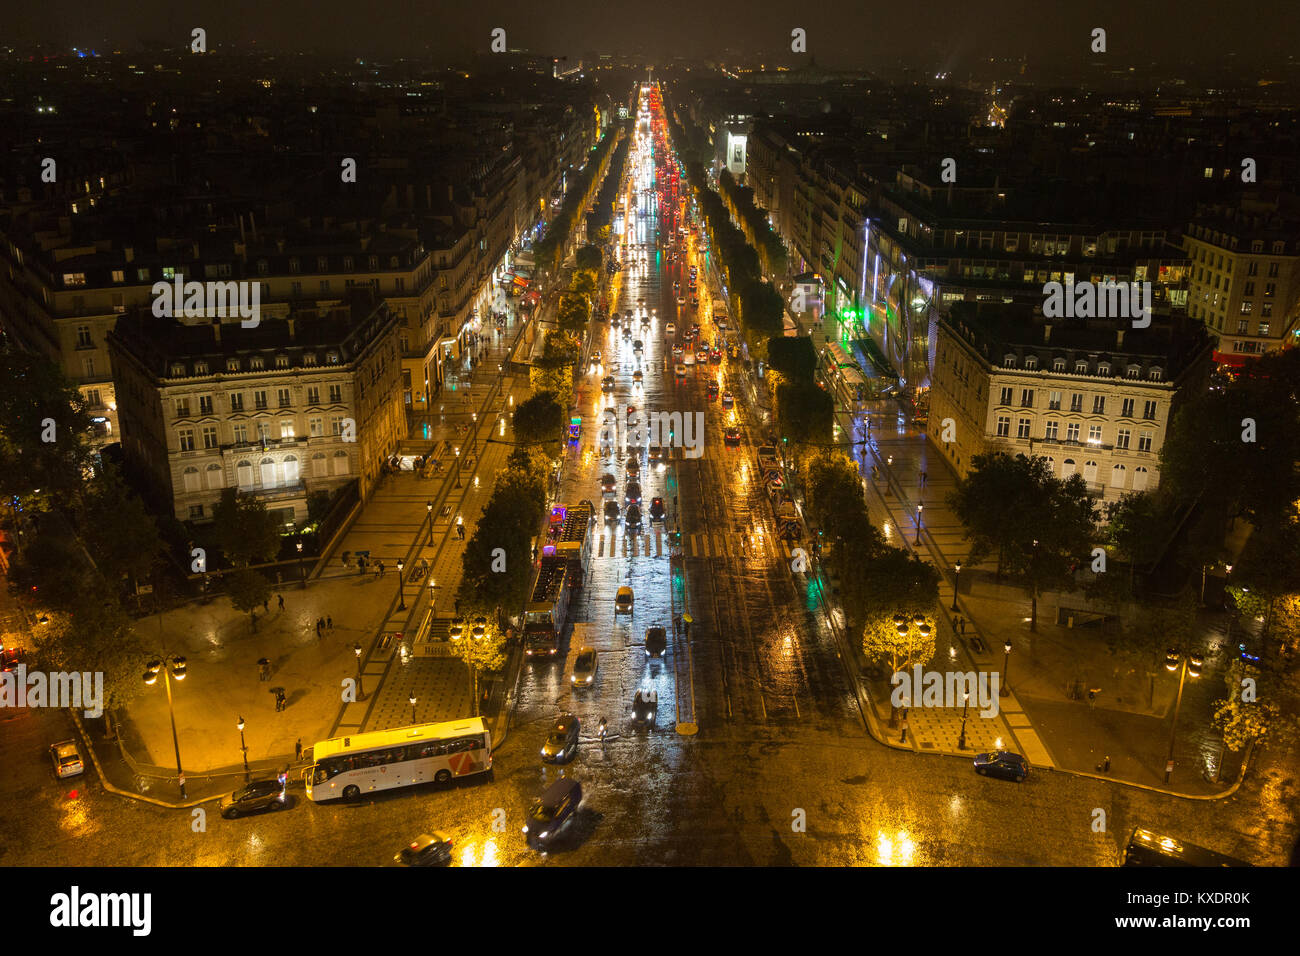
xmin=593 ymin=529 xmax=804 ymax=560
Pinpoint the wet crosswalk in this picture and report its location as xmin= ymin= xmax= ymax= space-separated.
xmin=593 ymin=529 xmax=804 ymax=560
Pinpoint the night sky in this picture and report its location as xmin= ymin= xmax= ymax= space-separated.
xmin=10 ymin=0 xmax=1300 ymax=72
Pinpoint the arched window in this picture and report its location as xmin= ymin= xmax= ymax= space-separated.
xmin=260 ymin=456 xmax=277 ymax=488
xmin=1062 ymin=458 xmax=1076 ymax=477
xmin=236 ymin=460 xmax=254 ymax=489
xmin=332 ymin=450 xmax=351 ymax=476
xmin=1083 ymin=460 xmax=1099 ymax=483
xmin=1024 ymin=355 xmax=1038 ymax=370
xmin=1148 ymin=367 xmax=1163 ymax=381
xmin=1110 ymin=463 xmax=1126 ymax=487
xmin=1053 ymin=358 xmax=1066 ymax=372
xmin=1133 ymin=466 xmax=1149 ymax=491
xmin=205 ymin=463 xmax=224 ymax=490
xmin=1097 ymin=363 xmax=1110 ymax=377
xmin=312 ymin=452 xmax=327 ymax=475
xmin=182 ymin=466 xmax=200 ymax=493
xmin=1003 ymin=354 xmax=1017 ymax=368
xmin=283 ymin=455 xmax=300 ymax=485
xmin=1075 ymin=360 xmax=1089 ymax=374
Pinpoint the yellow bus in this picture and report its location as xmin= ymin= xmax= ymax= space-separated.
xmin=305 ymin=718 xmax=492 ymax=803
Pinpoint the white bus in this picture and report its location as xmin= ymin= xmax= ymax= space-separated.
xmin=305 ymin=717 xmax=492 ymax=802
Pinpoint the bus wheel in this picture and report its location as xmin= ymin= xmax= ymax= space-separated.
xmin=435 ymin=770 xmax=452 ymax=784
xmin=342 ymin=785 xmax=361 ymax=802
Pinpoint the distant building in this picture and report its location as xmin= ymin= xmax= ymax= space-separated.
xmin=107 ymin=295 xmax=403 ymax=526
xmin=1182 ymin=198 xmax=1300 ymax=365
xmin=928 ymin=302 xmax=1213 ymax=503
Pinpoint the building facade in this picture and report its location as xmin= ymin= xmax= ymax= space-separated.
xmin=107 ymin=296 xmax=403 ymax=526
xmin=928 ymin=303 xmax=1213 ymax=503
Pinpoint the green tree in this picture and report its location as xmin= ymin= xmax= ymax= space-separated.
xmin=80 ymin=464 xmax=164 ymax=593
xmin=575 ymin=245 xmax=603 ymax=272
xmin=31 ymin=583 xmax=149 ymax=740
xmin=1227 ymin=519 xmax=1300 ymax=652
xmin=775 ymin=383 xmax=834 ymax=447
xmin=0 ymin=351 xmax=96 ymax=513
xmin=805 ymin=453 xmax=866 ymax=540
xmin=571 ymin=269 xmax=598 ymax=297
xmin=862 ymin=611 xmax=937 ymax=722
xmin=1103 ymin=491 xmax=1165 ymax=595
xmin=766 ymin=335 xmax=817 ymax=385
xmin=512 ymin=392 xmax=565 ymax=447
xmin=210 ymin=489 xmax=281 ymax=568
xmin=1212 ymin=659 xmax=1283 ymax=779
xmin=226 ymin=566 xmax=271 ymax=629
xmin=451 ymin=617 xmax=510 ymax=716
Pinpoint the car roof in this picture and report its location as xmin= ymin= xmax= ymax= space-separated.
xmin=51 ymin=740 xmax=79 ymax=755
xmin=537 ymin=776 xmax=580 ymax=803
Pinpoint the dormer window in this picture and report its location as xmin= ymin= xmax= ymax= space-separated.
xmin=1125 ymin=365 xmax=1141 ymax=379
xmin=226 ymin=358 xmax=240 ymax=372
xmin=343 ymin=257 xmax=354 ymax=272
xmin=170 ymin=363 xmax=186 ymax=377
xmin=369 ymin=256 xmax=379 ymax=270
xmin=327 ymin=351 xmax=340 ymax=364
xmin=317 ymin=256 xmax=329 ymax=271
xmin=1003 ymin=354 xmax=1017 ymax=368
xmin=1024 ymin=356 xmax=1038 ymax=370
xmin=390 ymin=256 xmax=400 ymax=268
xmin=303 ymin=353 xmax=317 ymax=366
xmin=1053 ymin=358 xmax=1066 ymax=372
xmin=195 ymin=361 xmax=209 ymax=375
xmin=1097 ymin=363 xmax=1110 ymax=377
xmin=289 ymin=258 xmax=300 ymax=274
xmin=257 ymin=259 xmax=269 ymax=275
xmin=1148 ymin=367 xmax=1163 ymax=381
xmin=250 ymin=356 xmax=265 ymax=370
xmin=275 ymin=355 xmax=289 ymax=369
xmin=1075 ymin=360 xmax=1089 ymax=374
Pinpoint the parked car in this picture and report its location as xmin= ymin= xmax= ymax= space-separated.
xmin=540 ymin=713 xmax=580 ymax=763
xmin=973 ymin=751 xmax=1031 ymax=782
xmin=645 ymin=627 xmax=667 ymax=658
xmin=219 ymin=778 xmax=287 ymax=819
xmin=49 ymin=740 xmax=84 ymax=779
xmin=615 ymin=586 xmax=635 ymax=616
xmin=522 ymin=777 xmax=582 ymax=850
xmin=571 ymin=647 xmax=598 ymax=687
xmin=393 ymin=832 xmax=453 ymax=867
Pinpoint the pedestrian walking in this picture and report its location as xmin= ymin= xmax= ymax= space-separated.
xmin=960 ymin=617 xmax=966 ymax=636
xmin=316 ymin=618 xmax=324 ymax=637
xmin=326 ymin=615 xmax=333 ymax=630
xmin=277 ymin=594 xmax=285 ymax=611
xmin=379 ymin=561 xmax=386 ymax=578
xmin=295 ymin=738 xmax=303 ymax=762
xmin=457 ymin=523 xmax=466 ymax=541
xmin=263 ymin=598 xmax=270 ymax=613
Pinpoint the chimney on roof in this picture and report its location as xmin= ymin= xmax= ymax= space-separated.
xmin=124 ymin=246 xmax=134 ymax=263
xmin=239 ymin=214 xmax=246 ymax=244
xmin=192 ymin=241 xmax=200 ymax=260
xmin=249 ymin=212 xmax=257 ymax=240
xmin=1116 ymin=328 xmax=1125 ymax=350
xmin=287 ymin=316 xmax=295 ymax=341
xmin=212 ymin=319 xmax=221 ymax=346
xmin=1044 ymin=323 xmax=1052 ymax=344
xmin=276 ymin=238 xmax=286 ymax=254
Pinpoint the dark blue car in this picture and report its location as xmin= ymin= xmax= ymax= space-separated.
xmin=973 ymin=751 xmax=1030 ymax=783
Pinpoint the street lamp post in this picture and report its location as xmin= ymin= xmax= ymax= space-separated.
xmin=454 ymin=446 xmax=462 ymax=488
xmin=958 ymin=692 xmax=970 ymax=750
xmin=296 ymin=539 xmax=305 ymax=589
xmin=1163 ymin=649 xmax=1202 ymax=783
xmin=409 ymin=694 xmax=417 ymax=724
xmin=426 ymin=501 xmax=434 ymax=546
xmin=915 ymin=504 xmax=923 ymax=545
xmin=353 ymin=642 xmax=365 ymax=700
xmin=952 ymin=561 xmax=962 ymax=611
xmin=237 ymin=716 xmax=250 ymax=781
xmin=1000 ymin=639 xmax=1012 ymax=697
xmin=396 ymin=559 xmax=406 ymax=611
xmin=143 ymin=655 xmax=189 ymax=799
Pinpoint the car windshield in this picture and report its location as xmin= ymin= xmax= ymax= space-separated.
xmin=576 ymin=653 xmax=595 ymax=670
xmin=546 ymin=733 xmax=567 ymax=748
xmin=528 ymin=800 xmax=557 ymax=824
